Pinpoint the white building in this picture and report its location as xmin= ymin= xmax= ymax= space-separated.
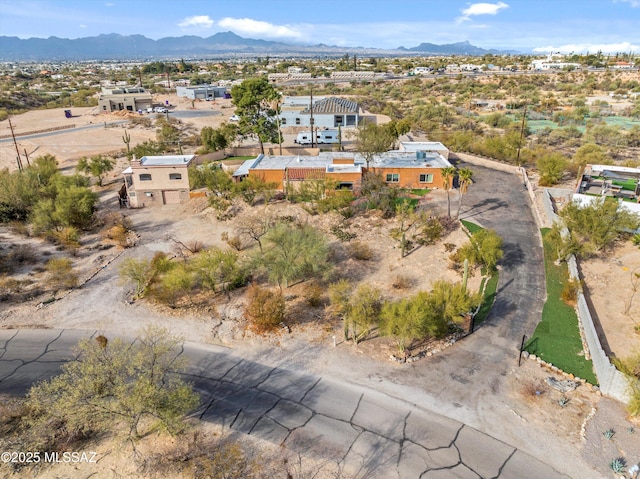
xmin=175 ymin=84 xmax=227 ymax=100
xmin=279 ymin=96 xmax=360 ymax=129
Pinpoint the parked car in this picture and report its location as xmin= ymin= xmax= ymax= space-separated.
xmin=229 ymin=114 xmax=239 ymax=121
xmin=154 ymin=107 xmax=168 ymax=113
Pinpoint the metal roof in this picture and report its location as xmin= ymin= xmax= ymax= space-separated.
xmin=139 ymin=155 xmax=195 ymax=167
xmin=300 ymin=97 xmax=359 ymax=115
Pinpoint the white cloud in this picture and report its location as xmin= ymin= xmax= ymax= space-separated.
xmin=79 ymin=24 xmax=87 ymax=29
xmin=457 ymin=2 xmax=508 ymax=24
xmin=105 ymin=2 xmax=115 ymax=6
xmin=217 ymin=17 xmax=304 ymax=40
xmin=178 ymin=15 xmax=214 ymax=29
xmin=533 ymin=42 xmax=640 ymax=54
xmin=615 ymin=0 xmax=640 ymax=7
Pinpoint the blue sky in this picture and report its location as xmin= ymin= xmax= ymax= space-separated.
xmin=0 ymin=0 xmax=638 ymax=53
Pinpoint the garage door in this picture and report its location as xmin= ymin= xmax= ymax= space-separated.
xmin=162 ymin=190 xmax=181 ymax=204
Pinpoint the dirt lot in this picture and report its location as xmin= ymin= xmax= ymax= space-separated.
xmin=0 ymin=93 xmax=235 ymax=173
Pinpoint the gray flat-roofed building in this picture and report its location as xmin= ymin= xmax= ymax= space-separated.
xmin=279 ymin=96 xmax=360 ymax=129
xmin=176 ymin=84 xmax=227 ymax=100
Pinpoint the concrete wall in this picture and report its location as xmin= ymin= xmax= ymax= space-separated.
xmin=455 ymin=151 xmax=632 ymax=402
xmin=543 ymin=188 xmax=631 ymax=402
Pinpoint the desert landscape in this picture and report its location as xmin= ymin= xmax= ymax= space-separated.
xmin=1 ymin=99 xmax=640 ymax=477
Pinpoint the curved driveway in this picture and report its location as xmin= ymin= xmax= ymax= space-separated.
xmin=0 ymin=161 xmax=574 ymax=477
xmin=0 ymin=328 xmax=565 ymax=479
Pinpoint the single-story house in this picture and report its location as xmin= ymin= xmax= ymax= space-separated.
xmin=233 ymin=150 xmax=453 ymax=193
xmin=175 ymin=84 xmax=228 ymax=100
xmin=98 ymin=86 xmax=152 ymax=113
xmin=280 ymin=96 xmax=360 ymax=129
xmin=122 ymin=155 xmax=195 ymax=207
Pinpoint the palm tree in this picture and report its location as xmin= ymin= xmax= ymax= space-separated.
xmin=441 ymin=166 xmax=456 ymax=218
xmin=455 ymin=167 xmax=474 ymax=219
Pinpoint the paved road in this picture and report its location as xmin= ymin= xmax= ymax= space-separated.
xmin=0 ymin=328 xmax=567 ymax=479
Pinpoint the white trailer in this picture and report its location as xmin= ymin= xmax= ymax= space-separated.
xmin=294 ymin=129 xmax=340 ymax=145
xmin=317 ymin=129 xmax=340 ymax=144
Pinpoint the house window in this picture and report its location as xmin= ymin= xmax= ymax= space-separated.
xmin=139 ymin=173 xmax=152 ymax=181
xmin=169 ymin=173 xmax=182 ymax=180
xmin=295 ymin=118 xmax=301 ymax=125
xmin=419 ymin=174 xmax=433 ymax=183
xmin=386 ymin=173 xmax=399 ymax=183
xmin=281 ymin=118 xmax=287 ymax=125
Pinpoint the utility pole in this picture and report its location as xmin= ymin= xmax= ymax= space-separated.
xmin=516 ymin=103 xmax=528 ymax=166
xmin=8 ymin=118 xmax=23 ymax=171
xmin=309 ymin=87 xmax=315 ymax=149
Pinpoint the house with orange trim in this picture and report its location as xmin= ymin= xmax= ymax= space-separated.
xmin=232 ymin=149 xmax=453 ymax=193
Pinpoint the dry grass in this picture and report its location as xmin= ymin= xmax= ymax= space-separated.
xmin=391 ymin=274 xmax=413 ymax=290
xmin=347 ymin=240 xmax=373 ymax=261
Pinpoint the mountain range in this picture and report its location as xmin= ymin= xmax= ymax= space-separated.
xmin=0 ymin=32 xmax=520 ymax=62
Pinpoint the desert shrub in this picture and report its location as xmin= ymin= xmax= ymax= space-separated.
xmin=192 ymin=248 xmax=245 ymax=295
xmin=6 ymin=244 xmax=37 ymax=265
xmin=51 ymin=226 xmax=81 ymax=251
xmin=391 ymin=274 xmax=413 ymax=290
xmin=417 ymin=216 xmax=445 ymax=245
xmin=45 ymin=258 xmax=78 ymax=291
xmin=244 ymin=284 xmax=286 ymax=332
xmin=561 ymin=278 xmax=581 ymax=305
xmin=329 ymin=281 xmax=382 ymax=344
xmin=316 ymin=190 xmax=355 ymax=214
xmin=23 ymin=328 xmax=198 ymax=450
xmin=221 ymin=232 xmax=243 ymax=251
xmin=105 ymin=224 xmax=131 ymax=248
xmin=304 ymin=282 xmax=324 ymax=307
xmin=258 ymin=223 xmax=330 ymax=288
xmin=153 ymin=263 xmax=196 ymax=307
xmin=450 ymin=228 xmax=504 ymax=272
xmin=347 ymin=240 xmax=373 ymax=260
xmin=330 ymin=224 xmax=357 ymax=242
xmin=443 ymin=242 xmax=456 ymax=252
xmin=186 ymin=240 xmax=205 ymax=253
xmin=119 ymin=257 xmax=154 ymax=297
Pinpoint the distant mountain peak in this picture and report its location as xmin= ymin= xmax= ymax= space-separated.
xmin=0 ymin=33 xmax=520 ymax=61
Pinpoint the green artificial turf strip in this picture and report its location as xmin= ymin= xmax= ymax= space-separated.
xmin=524 ymin=229 xmax=598 ymax=385
xmin=474 ymin=272 xmax=499 ymax=325
xmin=460 ymin=219 xmax=483 ymax=235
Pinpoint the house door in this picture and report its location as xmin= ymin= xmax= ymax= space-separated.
xmin=162 ymin=190 xmax=181 ymax=204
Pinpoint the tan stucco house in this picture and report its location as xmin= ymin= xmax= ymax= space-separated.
xmin=122 ymin=155 xmax=194 ymax=207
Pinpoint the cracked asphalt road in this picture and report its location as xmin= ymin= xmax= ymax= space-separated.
xmin=0 ymin=328 xmax=567 ymax=479
xmin=0 ymin=161 xmax=589 ymax=478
